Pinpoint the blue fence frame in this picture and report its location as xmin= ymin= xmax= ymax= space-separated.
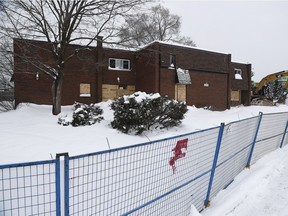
xmin=1 ymin=111 xmax=288 ymax=215
xmin=0 ymin=159 xmax=59 ymax=216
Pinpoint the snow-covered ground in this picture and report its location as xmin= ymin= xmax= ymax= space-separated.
xmin=1 ymin=101 xmax=287 ymax=165
xmin=199 ymin=145 xmax=288 ymax=216
xmin=1 ymin=101 xmax=288 ymax=215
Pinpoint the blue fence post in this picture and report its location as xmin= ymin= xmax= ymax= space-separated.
xmin=246 ymin=112 xmax=263 ymax=168
xmin=55 ymin=154 xmax=61 ymax=216
xmin=280 ymin=120 xmax=288 ymax=148
xmin=204 ymin=123 xmax=225 ymax=208
xmin=64 ymin=153 xmax=70 ymax=216
xmin=55 ymin=153 xmax=69 ymax=216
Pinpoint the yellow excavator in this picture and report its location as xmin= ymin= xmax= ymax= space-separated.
xmin=252 ymin=70 xmax=288 ymax=105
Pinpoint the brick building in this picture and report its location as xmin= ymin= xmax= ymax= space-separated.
xmin=13 ymin=38 xmax=251 ymax=111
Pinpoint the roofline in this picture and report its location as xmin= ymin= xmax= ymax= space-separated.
xmin=138 ymin=40 xmax=230 ymax=55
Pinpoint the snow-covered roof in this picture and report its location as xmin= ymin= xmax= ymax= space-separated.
xmin=102 ymin=40 xmax=230 ymax=55
xmin=137 ymin=40 xmax=229 ymax=55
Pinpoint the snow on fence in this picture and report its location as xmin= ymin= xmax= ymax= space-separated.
xmin=0 ymin=112 xmax=288 ymax=216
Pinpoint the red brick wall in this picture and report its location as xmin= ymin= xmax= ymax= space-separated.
xmin=135 ymin=44 xmax=159 ymax=93
xmin=158 ymin=43 xmax=230 ymax=110
xmin=159 ymin=68 xmax=176 ymax=99
xmin=14 ymin=39 xmax=98 ymax=106
xmin=186 ymin=71 xmax=229 ymax=110
xmin=14 ymin=39 xmax=249 ymax=110
xmin=159 ymin=44 xmax=229 ymax=73
xmin=230 ymin=62 xmax=251 ymax=106
xmin=230 ymin=62 xmax=250 ymax=90
xmin=102 ymin=48 xmax=136 ymax=86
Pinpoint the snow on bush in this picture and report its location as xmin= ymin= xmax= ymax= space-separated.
xmin=111 ymin=92 xmax=188 ymax=135
xmin=58 ymin=102 xmax=103 ymax=126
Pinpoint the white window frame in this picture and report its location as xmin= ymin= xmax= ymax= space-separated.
xmin=108 ymin=58 xmax=131 ymax=71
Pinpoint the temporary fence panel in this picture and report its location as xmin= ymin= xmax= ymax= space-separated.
xmin=67 ymin=127 xmax=221 ymax=216
xmin=0 ymin=160 xmax=58 ymax=216
xmin=251 ymin=112 xmax=288 ymax=164
xmin=209 ymin=116 xmax=259 ymax=200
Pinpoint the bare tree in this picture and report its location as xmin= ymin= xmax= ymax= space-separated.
xmin=119 ymin=4 xmax=196 ymax=47
xmin=0 ymin=0 xmax=149 ymax=115
xmin=0 ymin=1 xmax=14 ymax=112
xmin=0 ymin=38 xmax=14 ymax=112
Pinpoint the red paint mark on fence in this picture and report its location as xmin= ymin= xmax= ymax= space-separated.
xmin=169 ymin=138 xmax=188 ymax=173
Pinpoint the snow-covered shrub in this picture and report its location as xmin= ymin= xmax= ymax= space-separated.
xmin=111 ymin=92 xmax=188 ymax=135
xmin=58 ymin=102 xmax=103 ymax=126
xmin=58 ymin=115 xmax=70 ymax=126
xmin=71 ymin=102 xmax=104 ymax=126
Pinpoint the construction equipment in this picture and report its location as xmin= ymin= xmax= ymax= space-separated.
xmin=251 ymin=70 xmax=288 ymax=105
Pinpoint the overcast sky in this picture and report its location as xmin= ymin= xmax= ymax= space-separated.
xmin=160 ymin=0 xmax=288 ymax=82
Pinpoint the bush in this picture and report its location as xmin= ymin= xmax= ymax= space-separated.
xmin=58 ymin=102 xmax=104 ymax=127
xmin=110 ymin=92 xmax=188 ymax=135
xmin=58 ymin=115 xmax=70 ymax=126
xmin=71 ymin=102 xmax=103 ymax=126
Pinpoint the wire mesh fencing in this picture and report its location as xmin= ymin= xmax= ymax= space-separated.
xmin=0 ymin=160 xmax=58 ymax=216
xmin=209 ymin=116 xmax=260 ymax=200
xmin=1 ymin=111 xmax=288 ymax=215
xmin=67 ymin=127 xmax=220 ymax=216
xmin=251 ymin=112 xmax=288 ymax=164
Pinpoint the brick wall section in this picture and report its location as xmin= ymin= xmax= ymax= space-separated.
xmin=230 ymin=62 xmax=251 ymax=106
xmin=158 ymin=43 xmax=230 ymax=110
xmin=102 ymin=48 xmax=136 ymax=86
xmin=187 ymin=72 xmax=228 ymax=110
xmin=135 ymin=43 xmax=160 ymax=93
xmin=159 ymin=68 xmax=176 ymax=99
xmin=159 ymin=43 xmax=229 ymax=73
xmin=14 ymin=39 xmax=251 ymax=110
xmin=14 ymin=39 xmax=54 ymax=105
xmin=14 ymin=39 xmax=98 ymax=105
xmin=231 ymin=62 xmax=250 ymax=90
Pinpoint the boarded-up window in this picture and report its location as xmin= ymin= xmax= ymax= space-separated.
xmin=80 ymin=84 xmax=91 ymax=97
xmin=175 ymin=85 xmax=186 ymax=102
xmin=231 ymin=90 xmax=240 ymax=101
xmin=102 ymin=84 xmax=135 ymax=101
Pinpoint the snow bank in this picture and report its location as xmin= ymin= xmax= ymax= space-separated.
xmin=0 ymin=102 xmax=287 ymax=164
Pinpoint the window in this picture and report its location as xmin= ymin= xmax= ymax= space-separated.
xmin=231 ymin=90 xmax=240 ymax=101
xmin=109 ymin=58 xmax=130 ymax=70
xmin=170 ymin=54 xmax=176 ymax=68
xmin=234 ymin=68 xmax=242 ymax=80
xmin=80 ymin=83 xmax=91 ymax=97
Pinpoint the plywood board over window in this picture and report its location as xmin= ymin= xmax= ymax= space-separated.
xmin=102 ymin=84 xmax=135 ymax=101
xmin=80 ymin=83 xmax=91 ymax=97
xmin=231 ymin=90 xmax=240 ymax=101
xmin=175 ymin=85 xmax=186 ymax=102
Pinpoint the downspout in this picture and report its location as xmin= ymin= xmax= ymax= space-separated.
xmin=158 ymin=44 xmax=161 ymax=93
xmin=96 ymin=36 xmax=103 ymax=102
xmin=247 ymin=64 xmax=252 ymax=105
xmin=227 ymin=54 xmax=231 ymax=109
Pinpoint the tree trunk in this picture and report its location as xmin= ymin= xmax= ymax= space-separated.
xmin=52 ymin=75 xmax=63 ymax=115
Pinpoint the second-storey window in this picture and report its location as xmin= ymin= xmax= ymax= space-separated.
xmin=109 ymin=58 xmax=130 ymax=70
xmin=234 ymin=68 xmax=243 ymax=80
xmin=169 ymin=54 xmax=176 ymax=68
